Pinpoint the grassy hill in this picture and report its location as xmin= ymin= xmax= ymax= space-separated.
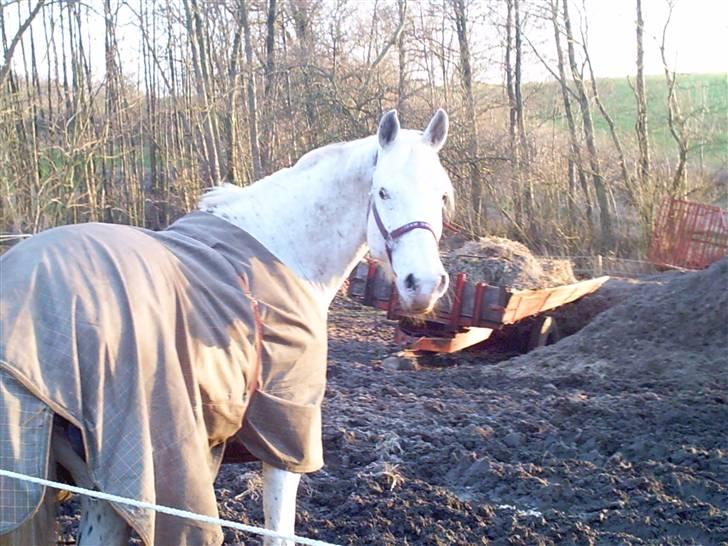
xmin=527 ymin=72 xmax=727 ymax=169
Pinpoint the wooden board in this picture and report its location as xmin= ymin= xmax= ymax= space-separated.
xmin=500 ymin=276 xmax=610 ymax=325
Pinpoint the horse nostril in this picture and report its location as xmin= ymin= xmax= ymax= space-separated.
xmin=405 ymin=273 xmax=417 ymax=291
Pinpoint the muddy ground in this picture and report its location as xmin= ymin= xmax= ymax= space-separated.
xmin=54 ymin=260 xmax=727 ymax=545
xmin=216 ymin=260 xmax=728 ymax=546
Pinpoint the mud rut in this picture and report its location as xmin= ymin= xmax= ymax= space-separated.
xmin=57 ymin=261 xmax=727 ymax=545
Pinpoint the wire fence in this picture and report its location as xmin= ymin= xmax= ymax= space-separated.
xmin=0 ymin=468 xmax=340 ymax=546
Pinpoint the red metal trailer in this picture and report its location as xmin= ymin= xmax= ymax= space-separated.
xmin=648 ymin=197 xmax=728 ymax=270
xmin=347 ymin=261 xmax=609 ymax=353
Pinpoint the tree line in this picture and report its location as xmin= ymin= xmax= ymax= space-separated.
xmin=1 ymin=0 xmax=723 ymax=256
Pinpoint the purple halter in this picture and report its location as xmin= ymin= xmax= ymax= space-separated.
xmin=369 ymin=199 xmax=439 ymax=265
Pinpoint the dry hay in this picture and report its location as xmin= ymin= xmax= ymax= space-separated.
xmin=443 ymin=236 xmax=576 ymax=289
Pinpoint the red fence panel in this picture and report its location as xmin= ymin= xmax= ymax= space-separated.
xmin=648 ymin=198 xmax=728 ymax=270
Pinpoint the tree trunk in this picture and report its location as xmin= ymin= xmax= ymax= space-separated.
xmin=635 ymin=0 xmax=651 ymax=199
xmin=237 ymin=0 xmax=263 ymax=181
xmin=183 ymin=0 xmax=221 ymax=184
xmin=260 ymin=0 xmax=278 ymax=172
xmin=289 ymin=0 xmax=318 ymax=149
xmin=562 ymin=0 xmax=614 ymax=251
xmin=505 ymin=0 xmax=519 ymax=221
xmin=0 ymin=0 xmax=46 ymax=87
xmin=451 ymin=0 xmax=482 ymax=227
xmin=550 ymin=0 xmax=591 ymax=234
xmin=583 ymin=35 xmax=647 ymax=234
xmin=660 ymin=1 xmax=688 ymax=196
xmin=396 ymin=0 xmax=408 ymax=114
xmin=513 ymin=0 xmax=533 ymax=233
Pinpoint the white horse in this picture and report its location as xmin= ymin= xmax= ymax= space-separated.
xmin=0 ymin=109 xmax=453 ymax=545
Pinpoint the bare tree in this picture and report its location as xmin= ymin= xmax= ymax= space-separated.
xmin=549 ymin=0 xmax=591 ymax=233
xmin=396 ymin=0 xmax=408 ymax=114
xmin=183 ymin=0 xmax=222 ymax=183
xmin=0 ymin=0 xmax=46 ymax=87
xmin=261 ymin=0 xmax=278 ymax=172
xmin=451 ymin=0 xmax=483 ymax=226
xmin=634 ymin=0 xmax=651 ymax=199
xmin=660 ymin=0 xmax=688 ymax=196
xmin=1 ymin=0 xmax=716 ymax=259
xmin=505 ymin=0 xmax=533 ymax=233
xmin=289 ymin=0 xmax=320 ymax=148
xmin=562 ymin=0 xmax=614 ymax=250
xmin=237 ymin=0 xmax=263 ymax=181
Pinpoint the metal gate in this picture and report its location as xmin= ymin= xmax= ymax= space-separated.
xmin=648 ymin=197 xmax=728 ymax=270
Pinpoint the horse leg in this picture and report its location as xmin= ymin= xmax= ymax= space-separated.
xmin=77 ymin=497 xmax=130 ymax=546
xmin=51 ymin=429 xmax=131 ymax=546
xmin=262 ymin=463 xmax=301 ymax=546
xmin=51 ymin=427 xmax=93 ymax=490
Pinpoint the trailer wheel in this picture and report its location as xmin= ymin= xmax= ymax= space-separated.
xmin=527 ymin=315 xmax=561 ymax=351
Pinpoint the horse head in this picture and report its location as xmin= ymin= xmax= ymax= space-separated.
xmin=368 ymin=109 xmax=454 ymax=314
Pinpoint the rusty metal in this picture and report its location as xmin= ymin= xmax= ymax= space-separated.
xmin=648 ymin=197 xmax=728 ymax=270
xmin=363 ymin=261 xmax=378 ymax=305
xmin=348 ymin=262 xmax=607 ymax=328
xmin=386 ymin=282 xmax=399 ymax=320
xmin=469 ymin=282 xmax=486 ymax=328
xmin=449 ymin=273 xmax=467 ymax=328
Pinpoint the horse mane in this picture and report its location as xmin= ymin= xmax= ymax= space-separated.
xmin=293 ymin=142 xmax=347 ymax=170
xmin=198 ymin=183 xmax=246 ymax=211
xmin=198 ymin=141 xmax=359 ymax=212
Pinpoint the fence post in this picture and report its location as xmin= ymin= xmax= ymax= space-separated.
xmin=594 ymin=254 xmax=603 ymax=276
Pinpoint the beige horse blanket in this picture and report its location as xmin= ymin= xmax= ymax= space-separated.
xmin=0 ymin=212 xmax=327 ymax=545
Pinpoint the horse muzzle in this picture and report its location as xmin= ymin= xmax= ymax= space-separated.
xmin=396 ymin=270 xmax=449 ymax=315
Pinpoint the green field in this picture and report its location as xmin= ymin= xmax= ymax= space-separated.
xmin=528 ymin=72 xmax=728 ymax=168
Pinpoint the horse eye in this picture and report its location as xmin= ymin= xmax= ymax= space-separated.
xmin=379 ymin=188 xmax=389 ymax=200
xmin=442 ymin=193 xmax=448 ymax=205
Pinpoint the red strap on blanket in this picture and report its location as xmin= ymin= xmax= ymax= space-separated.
xmin=218 ymin=277 xmax=264 ymax=466
xmin=239 ymin=277 xmax=262 ymax=399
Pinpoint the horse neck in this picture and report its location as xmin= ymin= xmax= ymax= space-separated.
xmin=208 ymin=137 xmax=377 ymax=311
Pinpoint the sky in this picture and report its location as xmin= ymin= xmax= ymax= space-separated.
xmin=4 ymin=0 xmax=728 ymax=85
xmin=581 ymin=0 xmax=728 ymax=79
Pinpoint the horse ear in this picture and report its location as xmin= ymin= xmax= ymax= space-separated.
xmin=423 ymin=109 xmax=449 ymax=151
xmin=378 ymin=110 xmax=400 ymax=149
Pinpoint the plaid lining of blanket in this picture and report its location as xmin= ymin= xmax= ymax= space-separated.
xmin=0 ymin=368 xmax=53 ymax=533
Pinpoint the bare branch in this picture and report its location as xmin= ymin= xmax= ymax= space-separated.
xmin=0 ymin=0 xmax=46 ymax=87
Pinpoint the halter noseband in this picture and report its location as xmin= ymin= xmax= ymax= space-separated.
xmin=369 ymin=199 xmax=439 ymax=265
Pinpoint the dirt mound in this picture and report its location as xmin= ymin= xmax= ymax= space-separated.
xmin=504 ymin=257 xmax=728 ymax=387
xmin=443 ymin=236 xmax=576 ymax=289
xmin=549 ymin=272 xmax=679 ymax=337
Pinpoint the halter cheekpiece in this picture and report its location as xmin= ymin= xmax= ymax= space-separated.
xmin=369 ymin=201 xmax=438 ymax=265
xmin=369 ymin=151 xmax=439 ymax=265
